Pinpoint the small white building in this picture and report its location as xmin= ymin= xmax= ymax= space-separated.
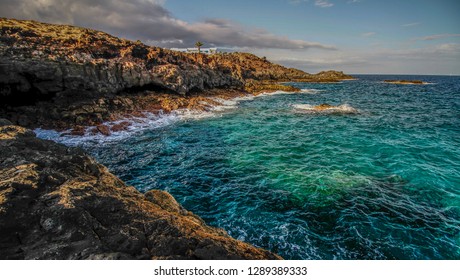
xmin=170 ymin=47 xmax=218 ymax=54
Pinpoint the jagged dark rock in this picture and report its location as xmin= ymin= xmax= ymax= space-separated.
xmin=0 ymin=118 xmax=12 ymax=126
xmin=0 ymin=123 xmax=281 ymax=260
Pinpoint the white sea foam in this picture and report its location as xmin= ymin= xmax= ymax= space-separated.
xmin=208 ymin=97 xmax=239 ymax=111
xmin=292 ymin=104 xmax=315 ymax=110
xmin=34 ymin=89 xmax=325 ymax=145
xmin=35 ymin=111 xmax=186 ymax=146
xmin=300 ymin=89 xmax=324 ymax=94
xmin=255 ymin=88 xmax=323 ymax=97
xmin=293 ymin=103 xmax=359 ymax=114
xmin=257 ymin=90 xmax=293 ymax=96
xmin=34 ymin=101 xmax=239 ymax=146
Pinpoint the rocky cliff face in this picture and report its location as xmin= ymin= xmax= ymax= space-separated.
xmin=0 ymin=18 xmax=244 ymax=97
xmin=0 ymin=119 xmax=280 ymax=260
xmin=0 ymin=18 xmax=352 ymax=130
xmin=205 ymin=52 xmax=352 ymax=82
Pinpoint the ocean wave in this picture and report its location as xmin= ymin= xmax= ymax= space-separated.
xmin=292 ymin=103 xmax=359 ymax=114
xmin=208 ymin=97 xmax=239 ymax=111
xmin=34 ymin=108 xmax=232 ymax=146
xmin=257 ymin=89 xmax=323 ymax=96
xmin=300 ymin=89 xmax=324 ymax=94
xmin=34 ymin=92 xmax=256 ymax=145
xmin=34 ymin=89 xmax=328 ymax=145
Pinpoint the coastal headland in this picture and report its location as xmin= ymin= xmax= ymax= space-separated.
xmin=0 ymin=18 xmax=352 ymax=259
xmin=0 ymin=18 xmax=352 ymax=134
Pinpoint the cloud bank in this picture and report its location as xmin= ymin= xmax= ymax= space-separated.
xmin=401 ymin=22 xmax=421 ymax=27
xmin=0 ymin=0 xmax=335 ymax=50
xmin=361 ymin=32 xmax=376 ymax=37
xmin=315 ymin=0 xmax=334 ymax=8
xmin=415 ymin=33 xmax=460 ymax=41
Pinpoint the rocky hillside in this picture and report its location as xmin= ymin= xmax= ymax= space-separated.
xmin=0 ymin=18 xmax=351 ymax=130
xmin=208 ymin=52 xmax=352 ymax=82
xmin=0 ymin=18 xmax=243 ymax=97
xmin=0 ymin=119 xmax=281 ymax=260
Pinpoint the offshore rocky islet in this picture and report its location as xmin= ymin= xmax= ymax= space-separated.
xmin=383 ymin=80 xmax=427 ymax=85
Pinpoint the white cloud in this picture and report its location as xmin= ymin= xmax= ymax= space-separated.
xmin=401 ymin=22 xmax=421 ymax=27
xmin=288 ymin=0 xmax=309 ymax=5
xmin=361 ymin=32 xmax=376 ymax=37
xmin=0 ymin=0 xmax=336 ymax=50
xmin=315 ymin=0 xmax=334 ymax=8
xmin=414 ymin=33 xmax=460 ymax=41
xmin=185 ymin=19 xmax=337 ymax=50
xmin=275 ymin=56 xmax=367 ymax=69
xmin=435 ymin=43 xmax=460 ymax=52
xmin=289 ymin=0 xmax=334 ymax=8
xmin=2 ymin=0 xmax=458 ymax=75
xmin=259 ymin=42 xmax=460 ymax=74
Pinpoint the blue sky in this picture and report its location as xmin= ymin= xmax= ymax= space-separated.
xmin=1 ymin=0 xmax=459 ymax=74
xmin=164 ymin=0 xmax=460 ymax=74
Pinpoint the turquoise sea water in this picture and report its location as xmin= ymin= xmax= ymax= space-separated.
xmin=39 ymin=75 xmax=460 ymax=259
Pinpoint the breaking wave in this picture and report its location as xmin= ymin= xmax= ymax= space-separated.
xmin=35 ymin=89 xmax=325 ymax=146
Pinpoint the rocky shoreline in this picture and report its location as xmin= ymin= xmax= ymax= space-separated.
xmin=0 ymin=119 xmax=281 ymax=260
xmin=1 ymin=18 xmax=352 ymax=134
xmin=0 ymin=18 xmax=353 ymax=259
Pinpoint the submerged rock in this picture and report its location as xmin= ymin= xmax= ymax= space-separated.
xmin=95 ymin=124 xmax=111 ymax=136
xmin=293 ymin=103 xmax=359 ymax=114
xmin=0 ymin=118 xmax=12 ymax=126
xmin=383 ymin=80 xmax=427 ymax=85
xmin=0 ymin=124 xmax=281 ymax=260
xmin=314 ymin=103 xmax=335 ymax=110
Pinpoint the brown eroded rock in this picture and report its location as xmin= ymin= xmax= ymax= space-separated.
xmin=244 ymin=80 xmax=301 ymax=94
xmin=384 ymin=80 xmax=426 ymax=85
xmin=0 ymin=124 xmax=281 ymax=260
xmin=69 ymin=126 xmax=86 ymax=136
xmin=110 ymin=121 xmax=131 ymax=132
xmin=314 ymin=103 xmax=335 ymax=110
xmin=96 ymin=124 xmax=111 ymax=136
xmin=0 ymin=124 xmax=36 ymax=140
xmin=293 ymin=103 xmax=359 ymax=114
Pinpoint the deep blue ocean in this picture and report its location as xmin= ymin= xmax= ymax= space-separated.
xmin=38 ymin=75 xmax=460 ymax=259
